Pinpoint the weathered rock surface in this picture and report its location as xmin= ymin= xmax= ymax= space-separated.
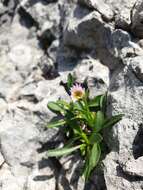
xmin=74 ymin=58 xmax=110 ymax=97
xmin=79 ymin=0 xmax=136 ymax=29
xmin=0 ymin=0 xmax=143 ymax=190
xmin=131 ymin=0 xmax=143 ymax=38
xmin=79 ymin=0 xmax=114 ymax=21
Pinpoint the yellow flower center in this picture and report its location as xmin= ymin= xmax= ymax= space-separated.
xmin=73 ymin=90 xmax=84 ymax=99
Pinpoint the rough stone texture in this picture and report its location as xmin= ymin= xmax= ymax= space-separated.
xmin=79 ymin=0 xmax=114 ymax=21
xmin=128 ymin=56 xmax=143 ymax=82
xmin=108 ymin=0 xmax=136 ymax=29
xmin=0 ymin=0 xmax=143 ymax=190
xmin=74 ymin=58 xmax=110 ymax=97
xmin=131 ymin=0 xmax=143 ymax=38
xmin=19 ymin=0 xmax=61 ymax=39
xmin=79 ymin=0 xmax=136 ymax=29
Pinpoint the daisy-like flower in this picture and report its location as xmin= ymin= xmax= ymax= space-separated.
xmin=70 ymin=84 xmax=85 ymax=102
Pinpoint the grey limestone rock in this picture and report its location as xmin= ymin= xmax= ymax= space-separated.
xmin=0 ymin=0 xmax=143 ymax=190
xmin=128 ymin=56 xmax=143 ymax=82
xmin=74 ymin=58 xmax=110 ymax=96
xmin=78 ymin=0 xmax=114 ymax=21
xmin=131 ymin=0 xmax=143 ymax=38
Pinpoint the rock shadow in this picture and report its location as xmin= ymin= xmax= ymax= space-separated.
xmin=116 ymin=165 xmax=143 ymax=182
xmin=18 ymin=7 xmax=39 ymax=29
xmin=133 ymin=124 xmax=143 ymax=159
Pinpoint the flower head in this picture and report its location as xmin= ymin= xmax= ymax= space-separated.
xmin=70 ymin=84 xmax=85 ymax=102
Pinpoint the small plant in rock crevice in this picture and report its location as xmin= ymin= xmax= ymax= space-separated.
xmin=46 ymin=73 xmax=123 ymax=181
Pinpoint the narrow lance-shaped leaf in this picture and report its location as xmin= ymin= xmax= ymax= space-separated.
xmin=100 ymin=92 xmax=107 ymax=113
xmin=89 ymin=133 xmax=103 ymax=145
xmin=67 ymin=73 xmax=76 ymax=89
xmin=94 ymin=111 xmax=105 ymax=132
xmin=64 ymin=136 xmax=80 ymax=148
xmin=56 ymin=100 xmax=69 ymax=110
xmin=47 ymin=144 xmax=84 ymax=157
xmin=47 ymin=101 xmax=65 ymax=114
xmin=83 ymin=143 xmax=101 ymax=181
xmin=103 ymin=114 xmax=124 ymax=129
xmin=74 ymin=100 xmax=85 ymax=112
xmin=81 ymin=132 xmax=89 ymax=145
xmin=46 ymin=119 xmax=66 ymax=128
xmin=90 ymin=143 xmax=101 ymax=168
xmin=88 ymin=94 xmax=103 ymax=108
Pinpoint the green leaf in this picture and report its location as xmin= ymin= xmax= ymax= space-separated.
xmin=90 ymin=143 xmax=101 ymax=168
xmin=81 ymin=132 xmax=89 ymax=145
xmin=47 ymin=144 xmax=84 ymax=157
xmin=103 ymin=114 xmax=124 ymax=129
xmin=84 ymin=89 xmax=90 ymax=100
xmin=89 ymin=133 xmax=103 ymax=145
xmin=73 ymin=101 xmax=87 ymax=115
xmin=94 ymin=111 xmax=105 ymax=132
xmin=72 ymin=125 xmax=82 ymax=136
xmin=46 ymin=119 xmax=66 ymax=128
xmin=88 ymin=93 xmax=107 ymax=112
xmin=56 ymin=100 xmax=69 ymax=110
xmin=100 ymin=92 xmax=107 ymax=113
xmin=88 ymin=95 xmax=103 ymax=108
xmin=82 ymin=158 xmax=90 ymax=180
xmin=64 ymin=137 xmax=80 ymax=148
xmin=80 ymin=144 xmax=86 ymax=156
xmin=83 ymin=143 xmax=101 ymax=181
xmin=67 ymin=73 xmax=76 ymax=89
xmin=71 ymin=125 xmax=89 ymax=145
xmin=47 ymin=101 xmax=65 ymax=114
